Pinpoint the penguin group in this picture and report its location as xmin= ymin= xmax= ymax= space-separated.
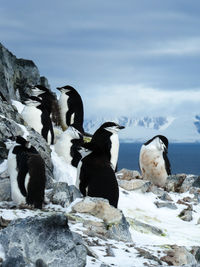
xmin=5 ymin=83 xmax=172 ymax=210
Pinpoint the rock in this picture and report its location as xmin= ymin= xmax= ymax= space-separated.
xmin=0 ymin=213 xmax=87 ymax=267
xmin=161 ymin=245 xmax=196 ymax=266
xmin=141 ymin=182 xmax=166 ymax=196
xmin=0 ymin=43 xmax=49 ymax=102
xmin=118 ymin=179 xmax=146 ymax=191
xmin=71 ymin=197 xmax=132 ymax=242
xmin=0 ymin=99 xmax=24 ymax=124
xmin=50 ymin=182 xmax=82 ymax=207
xmin=35 ymin=259 xmax=48 ymax=267
xmin=117 ymin=169 xmax=141 ymax=180
xmin=193 ymin=176 xmax=200 ymax=188
xmin=158 ymin=192 xmax=173 ymax=201
xmin=127 ymin=217 xmax=165 ymax=236
xmin=135 ymin=247 xmax=163 ymax=265
xmin=195 ymin=248 xmax=200 ymax=263
xmin=105 ymin=245 xmax=115 ymax=257
xmin=197 ymin=218 xmax=200 ymax=224
xmin=179 ymin=208 xmax=193 ymax=222
xmin=179 ymin=175 xmax=198 ymax=193
xmin=154 ymin=201 xmax=178 ymax=210
xmin=72 ymin=197 xmax=122 ymax=224
xmin=165 ymin=174 xmax=186 ymax=192
xmin=0 ymin=179 xmax=11 ymax=201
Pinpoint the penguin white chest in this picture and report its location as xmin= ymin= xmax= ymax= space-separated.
xmin=7 ymin=149 xmax=26 ymax=205
xmin=59 ymin=94 xmax=69 ymax=129
xmin=139 ymin=145 xmax=167 ymax=187
xmin=54 ymin=131 xmax=73 ymax=164
xmin=110 ymin=133 xmax=119 ymax=170
xmin=21 ymin=106 xmax=42 ymax=134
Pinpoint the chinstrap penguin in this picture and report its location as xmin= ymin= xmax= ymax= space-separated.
xmin=21 ymin=97 xmax=54 ymax=145
xmin=31 ymin=85 xmax=61 ymax=126
xmin=88 ymin=122 xmax=125 ymax=171
xmin=139 ymin=135 xmax=171 ymax=187
xmin=54 ymin=126 xmax=83 ymax=167
xmin=57 ymin=85 xmax=84 ymax=133
xmin=6 ymin=136 xmax=46 ymax=208
xmin=77 ymin=143 xmax=119 ymax=208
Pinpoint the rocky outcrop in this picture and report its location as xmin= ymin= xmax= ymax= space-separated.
xmin=47 ymin=182 xmax=82 ymax=207
xmin=0 ymin=43 xmax=49 ymax=102
xmin=161 ymin=245 xmax=196 ymax=266
xmin=69 ymin=197 xmax=132 ymax=242
xmin=0 ymin=213 xmax=87 ymax=267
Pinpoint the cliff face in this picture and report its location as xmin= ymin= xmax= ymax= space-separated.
xmin=0 ymin=43 xmax=49 ymax=102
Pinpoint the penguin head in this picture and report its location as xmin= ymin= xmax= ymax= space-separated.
xmin=101 ymin=122 xmax=125 ymax=134
xmin=5 ymin=136 xmax=31 ymax=149
xmin=31 ymin=85 xmax=48 ymax=96
xmin=67 ymin=126 xmax=82 ymax=139
xmin=56 ymin=85 xmax=77 ymax=95
xmin=5 ymin=136 xmax=16 ymax=150
xmin=25 ymin=96 xmax=42 ymax=107
xmin=145 ymin=135 xmax=168 ymax=152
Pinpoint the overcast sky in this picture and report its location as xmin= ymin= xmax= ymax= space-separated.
xmin=1 ymin=0 xmax=200 ymax=118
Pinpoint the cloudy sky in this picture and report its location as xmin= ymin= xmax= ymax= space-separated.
xmin=1 ymin=0 xmax=200 ymax=118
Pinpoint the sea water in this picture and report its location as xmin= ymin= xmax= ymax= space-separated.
xmin=118 ymin=143 xmax=200 ymax=175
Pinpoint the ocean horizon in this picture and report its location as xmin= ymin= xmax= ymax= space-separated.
xmin=118 ymin=142 xmax=200 ymax=175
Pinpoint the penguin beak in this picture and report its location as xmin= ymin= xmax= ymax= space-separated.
xmin=56 ymin=87 xmax=62 ymax=91
xmin=118 ymin=125 xmax=125 ymax=130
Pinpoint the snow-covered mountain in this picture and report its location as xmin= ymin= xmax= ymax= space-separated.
xmin=84 ymin=115 xmax=200 ymax=143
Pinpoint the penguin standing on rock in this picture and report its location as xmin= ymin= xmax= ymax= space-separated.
xmin=139 ymin=135 xmax=171 ymax=187
xmin=54 ymin=126 xmax=83 ymax=167
xmin=77 ymin=143 xmax=119 ymax=208
xmin=6 ymin=136 xmax=46 ymax=209
xmin=21 ymin=97 xmax=54 ymax=145
xmin=88 ymin=122 xmax=125 ymax=171
xmin=57 ymin=85 xmax=84 ymax=133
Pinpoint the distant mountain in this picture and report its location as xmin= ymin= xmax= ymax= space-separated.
xmin=84 ymin=115 xmax=200 ymax=143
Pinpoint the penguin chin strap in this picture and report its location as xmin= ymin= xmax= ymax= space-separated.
xmin=105 ymin=126 xmax=119 ymax=134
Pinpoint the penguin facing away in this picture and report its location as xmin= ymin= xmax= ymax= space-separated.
xmin=139 ymin=135 xmax=171 ymax=187
xmin=21 ymin=97 xmax=54 ymax=145
xmin=31 ymin=85 xmax=61 ymax=126
xmin=54 ymin=126 xmax=83 ymax=167
xmin=88 ymin=122 xmax=125 ymax=171
xmin=57 ymin=85 xmax=84 ymax=133
xmin=77 ymin=143 xmax=119 ymax=208
xmin=6 ymin=136 xmax=46 ymax=208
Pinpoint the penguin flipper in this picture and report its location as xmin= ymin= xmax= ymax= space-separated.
xmin=66 ymin=109 xmax=73 ymax=127
xmin=79 ymin=165 xmax=88 ymax=196
xmin=163 ymin=151 xmax=171 ymax=175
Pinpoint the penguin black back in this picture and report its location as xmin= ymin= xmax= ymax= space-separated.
xmin=57 ymin=85 xmax=84 ymax=133
xmin=11 ymin=136 xmax=46 ymax=209
xmin=32 ymin=85 xmax=61 ymax=126
xmin=79 ymin=147 xmax=119 ymax=208
xmin=28 ymin=96 xmax=54 ymax=145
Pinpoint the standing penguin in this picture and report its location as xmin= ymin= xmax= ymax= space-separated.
xmin=6 ymin=136 xmax=46 ymax=208
xmin=139 ymin=135 xmax=171 ymax=187
xmin=31 ymin=85 xmax=61 ymax=126
xmin=88 ymin=122 xmax=125 ymax=171
xmin=54 ymin=126 xmax=83 ymax=167
xmin=21 ymin=97 xmax=54 ymax=145
xmin=57 ymin=85 xmax=84 ymax=133
xmin=77 ymin=143 xmax=119 ymax=208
